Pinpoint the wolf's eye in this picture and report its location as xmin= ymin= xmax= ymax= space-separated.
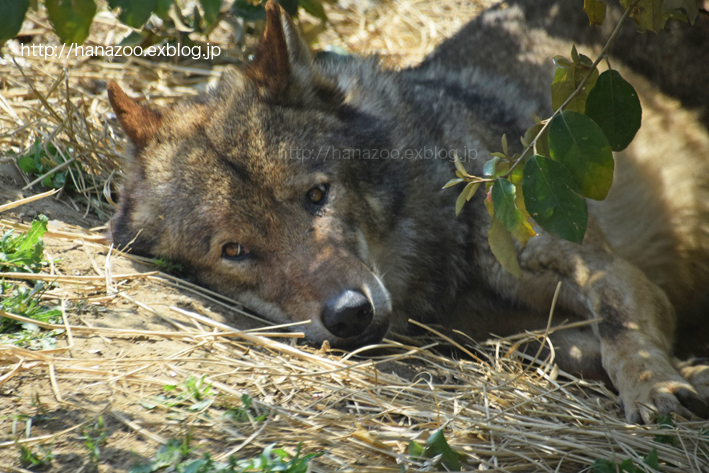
xmin=222 ymin=242 xmax=248 ymax=260
xmin=307 ymin=184 xmax=328 ymax=205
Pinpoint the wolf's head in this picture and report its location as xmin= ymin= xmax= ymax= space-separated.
xmin=107 ymin=1 xmax=401 ymax=348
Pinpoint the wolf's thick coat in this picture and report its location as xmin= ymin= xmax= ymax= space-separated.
xmin=107 ymin=0 xmax=709 ymax=423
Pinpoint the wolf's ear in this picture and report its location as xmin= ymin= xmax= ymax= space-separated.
xmin=107 ymin=82 xmax=162 ymax=149
xmin=246 ymin=1 xmax=342 ymax=107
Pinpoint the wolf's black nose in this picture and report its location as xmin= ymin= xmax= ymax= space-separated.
xmin=321 ymin=289 xmax=373 ymax=339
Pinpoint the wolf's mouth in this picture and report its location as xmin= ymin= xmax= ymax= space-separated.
xmin=324 ymin=318 xmax=390 ymax=351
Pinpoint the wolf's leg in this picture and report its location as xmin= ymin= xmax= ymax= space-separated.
xmin=507 ymin=225 xmax=708 ymax=423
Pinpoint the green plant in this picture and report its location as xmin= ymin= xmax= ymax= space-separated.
xmin=0 ymin=0 xmax=332 ymax=50
xmin=592 ymin=447 xmax=661 ymax=473
xmin=1 ymin=217 xmax=64 ymax=348
xmin=0 ymin=215 xmax=49 ymax=274
xmin=81 ymin=416 xmax=108 ymax=470
xmin=0 ymin=282 xmax=61 ymax=331
xmin=448 ymin=0 xmax=701 ymax=275
xmin=151 ymin=257 xmax=184 ymax=274
xmin=408 ymin=429 xmax=466 ymax=471
xmin=19 ymin=442 xmax=54 ymax=468
xmin=224 ymin=394 xmax=268 ymax=423
xmin=131 ymin=440 xmax=322 ymax=473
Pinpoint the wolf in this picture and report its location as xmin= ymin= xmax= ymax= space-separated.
xmin=106 ymin=0 xmax=709 ymax=423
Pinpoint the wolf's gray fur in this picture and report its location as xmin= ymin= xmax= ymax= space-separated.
xmin=107 ymin=0 xmax=709 ymax=423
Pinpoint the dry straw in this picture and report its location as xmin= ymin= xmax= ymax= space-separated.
xmin=1 ymin=0 xmax=708 ymax=472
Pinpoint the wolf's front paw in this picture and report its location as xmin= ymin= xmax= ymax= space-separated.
xmin=619 ymin=373 xmax=708 ymax=424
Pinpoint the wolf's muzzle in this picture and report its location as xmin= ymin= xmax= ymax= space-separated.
xmin=321 ymin=289 xmax=374 ymax=339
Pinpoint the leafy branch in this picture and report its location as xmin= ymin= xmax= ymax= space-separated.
xmin=446 ymin=0 xmax=697 ymax=276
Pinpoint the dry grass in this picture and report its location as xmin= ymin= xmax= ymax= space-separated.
xmin=1 ymin=0 xmax=709 ymax=472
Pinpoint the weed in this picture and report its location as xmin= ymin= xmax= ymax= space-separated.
xmin=130 ymin=439 xmax=322 ymax=473
xmin=408 ymin=429 xmax=467 ymax=471
xmin=151 ymin=257 xmax=184 ymax=274
xmin=15 ymin=140 xmax=111 ymax=218
xmin=0 ymin=215 xmax=49 ymax=273
xmin=81 ymin=416 xmax=108 ymax=470
xmin=19 ymin=442 xmax=53 ymax=468
xmin=224 ymin=394 xmax=268 ymax=423
xmin=0 ymin=217 xmax=65 ymax=348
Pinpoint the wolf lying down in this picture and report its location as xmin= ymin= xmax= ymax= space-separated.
xmin=106 ymin=0 xmax=709 ymax=423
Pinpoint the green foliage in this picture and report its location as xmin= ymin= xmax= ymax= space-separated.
xmin=17 ymin=140 xmax=85 ymax=191
xmin=1 ymin=282 xmax=61 ymax=332
xmin=621 ymin=0 xmax=699 ymax=31
xmin=0 ymin=0 xmax=30 ymax=46
xmin=0 ymin=216 xmax=48 ymax=273
xmin=81 ymin=416 xmax=108 ymax=470
xmin=224 ymin=394 xmax=268 ymax=423
xmin=131 ymin=439 xmax=322 ymax=473
xmin=653 ymin=414 xmax=679 ymax=447
xmin=151 ymin=257 xmax=184 ymax=274
xmin=408 ymin=429 xmax=466 ymax=471
xmin=548 ymin=110 xmax=614 ymax=201
xmin=550 ymin=47 xmax=599 ymax=113
xmin=142 ymin=375 xmax=216 ymax=413
xmin=0 ymin=0 xmax=331 ymax=50
xmin=592 ymin=447 xmax=661 ymax=473
xmin=231 ymin=0 xmax=327 ymax=22
xmin=46 ymin=0 xmax=96 ymax=44
xmin=19 ymin=443 xmax=54 ymax=468
xmin=585 ymin=69 xmax=643 ymax=151
xmin=584 ymin=0 xmax=607 ymax=26
xmin=449 ymin=0 xmax=659 ymax=273
xmin=108 ymin=0 xmax=157 ymax=29
xmin=0 ymin=217 xmax=64 ymax=347
xmin=523 ymin=155 xmax=588 ymax=244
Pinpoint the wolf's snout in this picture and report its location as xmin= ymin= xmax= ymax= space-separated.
xmin=321 ymin=290 xmax=374 ymax=339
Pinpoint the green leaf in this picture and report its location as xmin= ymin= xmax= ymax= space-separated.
xmin=619 ymin=458 xmax=639 ymax=472
xmin=17 ymin=155 xmax=40 ymax=174
xmin=550 ymin=52 xmax=598 ymax=113
xmin=408 ymin=440 xmax=424 ymax=458
xmin=523 ymin=155 xmax=588 ymax=244
xmin=643 ymin=448 xmax=659 ymax=470
xmin=465 ymin=182 xmax=480 ymax=201
xmin=442 ymin=178 xmax=465 ymax=189
xmin=119 ymin=31 xmax=144 ymax=46
xmin=663 ymin=0 xmax=698 ymax=23
xmin=17 ymin=216 xmax=48 ymax=254
xmin=621 ymin=0 xmax=666 ymax=32
xmin=453 ymin=151 xmax=467 ymax=176
xmin=108 ymin=0 xmax=157 ymax=28
xmin=492 ymin=178 xmax=535 ymax=245
xmin=492 ymin=179 xmax=523 ymax=233
xmin=489 ymin=216 xmax=522 ymax=277
xmin=154 ymin=0 xmax=172 ymax=19
xmin=424 ymin=429 xmax=464 ymax=470
xmin=200 ymin=0 xmax=220 ymax=24
xmin=524 ymin=123 xmax=550 ymax=157
xmin=584 ymin=0 xmax=606 ymax=25
xmin=548 ymin=110 xmax=614 ymax=200
xmin=299 ymin=0 xmax=327 ymax=21
xmin=585 ymin=69 xmax=642 ymax=152
xmin=277 ymin=0 xmax=299 ymax=16
xmin=591 ymin=458 xmax=617 ymax=473
xmin=231 ymin=0 xmax=266 ymax=21
xmin=455 ymin=186 xmax=468 ymax=216
xmin=46 ymin=0 xmax=96 ymax=45
xmin=0 ymin=0 xmax=30 ymax=45
xmin=483 ymin=157 xmax=500 ymax=178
